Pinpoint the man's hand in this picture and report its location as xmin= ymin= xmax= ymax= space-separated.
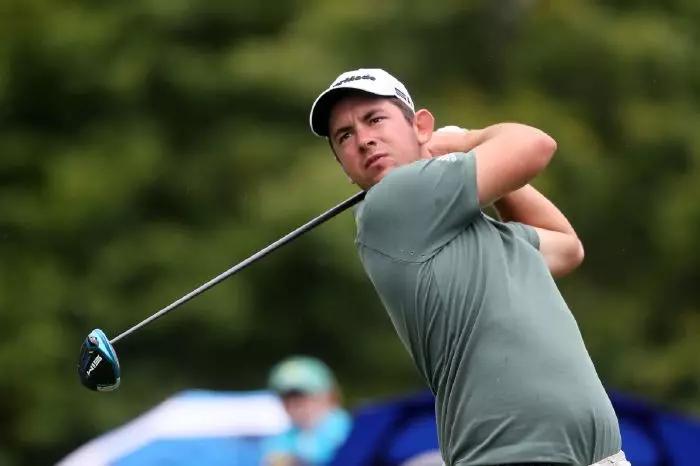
xmin=426 ymin=126 xmax=470 ymax=157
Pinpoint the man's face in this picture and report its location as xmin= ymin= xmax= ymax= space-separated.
xmin=328 ymin=94 xmax=422 ymax=190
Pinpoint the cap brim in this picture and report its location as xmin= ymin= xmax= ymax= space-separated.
xmin=310 ymin=87 xmax=395 ymax=138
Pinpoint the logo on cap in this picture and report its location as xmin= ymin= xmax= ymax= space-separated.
xmin=333 ymin=74 xmax=377 ymax=87
xmin=394 ymin=87 xmax=411 ymax=105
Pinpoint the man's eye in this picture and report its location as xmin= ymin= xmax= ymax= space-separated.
xmin=370 ymin=116 xmax=385 ymax=124
xmin=338 ymin=132 xmax=350 ymax=144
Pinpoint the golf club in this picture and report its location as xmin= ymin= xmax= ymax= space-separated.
xmin=77 ymin=191 xmax=366 ymax=392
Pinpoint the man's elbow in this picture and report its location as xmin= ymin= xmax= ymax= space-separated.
xmin=554 ymin=237 xmax=585 ymax=277
xmin=518 ymin=130 xmax=557 ymax=179
xmin=569 ymin=237 xmax=585 ymax=269
xmin=530 ymin=132 xmax=557 ymax=171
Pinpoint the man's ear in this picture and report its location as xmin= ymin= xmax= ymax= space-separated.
xmin=413 ymin=109 xmax=435 ymax=145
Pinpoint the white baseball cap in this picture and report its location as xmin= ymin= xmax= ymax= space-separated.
xmin=309 ymin=68 xmax=415 ymax=137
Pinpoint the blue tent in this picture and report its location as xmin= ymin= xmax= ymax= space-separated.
xmin=331 ymin=391 xmax=700 ymax=466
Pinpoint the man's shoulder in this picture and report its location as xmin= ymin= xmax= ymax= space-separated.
xmin=362 ymin=154 xmax=455 ymax=201
xmin=354 ymin=151 xmax=480 ymax=261
xmin=358 ymin=152 xmax=473 ymax=217
xmin=380 ymin=151 xmax=471 ymax=184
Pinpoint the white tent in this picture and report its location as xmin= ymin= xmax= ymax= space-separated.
xmin=58 ymin=390 xmax=289 ymax=466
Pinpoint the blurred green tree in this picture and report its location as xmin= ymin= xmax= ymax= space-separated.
xmin=0 ymin=0 xmax=698 ymax=464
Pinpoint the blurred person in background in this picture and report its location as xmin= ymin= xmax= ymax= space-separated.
xmin=262 ymin=356 xmax=352 ymax=466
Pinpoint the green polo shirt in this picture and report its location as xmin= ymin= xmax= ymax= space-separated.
xmin=354 ymin=151 xmax=620 ymax=465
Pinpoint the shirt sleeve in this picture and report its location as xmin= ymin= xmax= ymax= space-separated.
xmin=502 ymin=221 xmax=540 ymax=249
xmin=356 ymin=151 xmax=480 ymax=261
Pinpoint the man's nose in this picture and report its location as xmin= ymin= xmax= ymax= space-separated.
xmin=357 ymin=127 xmax=377 ymax=152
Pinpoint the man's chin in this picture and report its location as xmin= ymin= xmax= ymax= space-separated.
xmin=365 ymin=167 xmax=394 ymax=188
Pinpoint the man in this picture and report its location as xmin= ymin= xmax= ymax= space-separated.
xmin=262 ymin=355 xmax=352 ymax=466
xmin=308 ymin=69 xmax=628 ymax=466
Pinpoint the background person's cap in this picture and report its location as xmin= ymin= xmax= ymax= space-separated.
xmin=309 ymin=68 xmax=415 ymax=137
xmin=268 ymin=355 xmax=336 ymax=395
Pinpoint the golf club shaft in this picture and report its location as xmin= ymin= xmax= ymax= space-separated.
xmin=110 ymin=191 xmax=366 ymax=345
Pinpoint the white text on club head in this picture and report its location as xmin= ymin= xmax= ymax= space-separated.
xmin=87 ymin=355 xmax=102 ymax=377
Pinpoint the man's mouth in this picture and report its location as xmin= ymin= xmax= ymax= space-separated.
xmin=364 ymin=153 xmax=387 ymax=169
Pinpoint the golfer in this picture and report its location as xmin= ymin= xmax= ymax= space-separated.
xmin=308 ymin=69 xmax=629 ymax=466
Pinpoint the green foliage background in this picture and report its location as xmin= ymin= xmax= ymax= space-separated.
xmin=1 ymin=0 xmax=699 ymax=464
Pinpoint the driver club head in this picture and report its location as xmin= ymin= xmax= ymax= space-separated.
xmin=78 ymin=329 xmax=121 ymax=392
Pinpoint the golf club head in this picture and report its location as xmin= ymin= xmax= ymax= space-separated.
xmin=78 ymin=329 xmax=120 ymax=392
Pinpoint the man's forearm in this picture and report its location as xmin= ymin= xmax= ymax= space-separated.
xmin=436 ymin=126 xmax=583 ymax=275
xmin=493 ymin=184 xmax=577 ymax=236
xmin=436 ymin=123 xmax=553 ymax=156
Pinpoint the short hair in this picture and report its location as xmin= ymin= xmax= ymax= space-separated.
xmin=387 ymin=97 xmax=415 ymax=123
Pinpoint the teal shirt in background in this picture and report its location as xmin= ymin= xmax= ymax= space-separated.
xmin=354 ymin=152 xmax=620 ymax=466
xmin=262 ymin=408 xmax=351 ymax=465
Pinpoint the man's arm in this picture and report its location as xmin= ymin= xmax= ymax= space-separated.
xmin=494 ymin=185 xmax=584 ymax=277
xmin=427 ymin=125 xmax=583 ymax=277
xmin=428 ymin=123 xmax=557 ymax=205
